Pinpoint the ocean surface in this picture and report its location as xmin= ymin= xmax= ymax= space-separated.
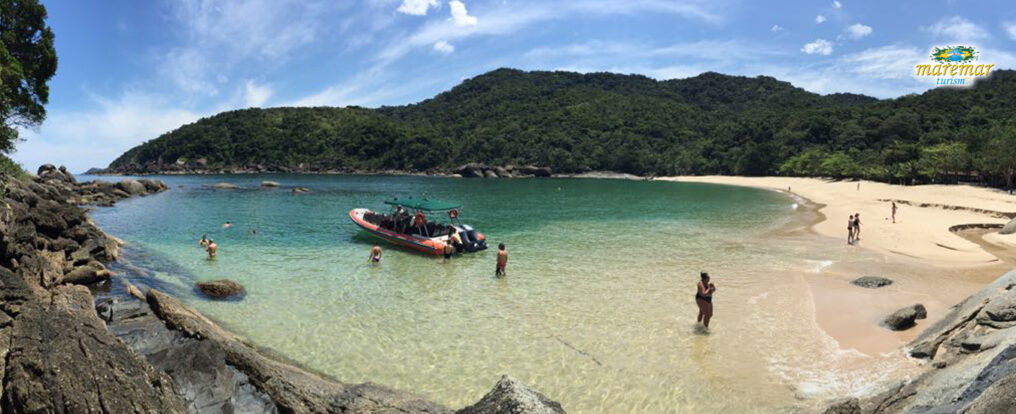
xmin=83 ymin=174 xmax=924 ymax=413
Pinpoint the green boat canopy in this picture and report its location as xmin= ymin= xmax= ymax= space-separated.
xmin=384 ymin=198 xmax=462 ymax=211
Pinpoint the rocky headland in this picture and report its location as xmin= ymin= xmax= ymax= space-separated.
xmin=0 ymin=164 xmax=564 ymax=413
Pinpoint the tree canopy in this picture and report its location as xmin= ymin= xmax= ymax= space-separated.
xmin=110 ymin=68 xmax=1016 ymax=188
xmin=0 ymin=0 xmax=57 ymax=154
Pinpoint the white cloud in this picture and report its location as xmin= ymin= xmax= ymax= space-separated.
xmin=449 ymin=1 xmax=477 ymax=27
xmin=433 ymin=40 xmax=455 ymax=54
xmin=833 ymin=1 xmax=842 ymax=9
xmin=397 ymin=0 xmax=439 ymax=15
xmin=244 ymin=80 xmax=273 ymax=107
xmin=846 ymin=23 xmax=872 ymax=39
xmin=801 ymin=39 xmax=833 ymax=55
xmin=1004 ymin=22 xmax=1016 ymax=40
xmin=924 ymin=16 xmax=989 ymax=40
xmin=771 ymin=24 xmax=783 ymax=32
xmin=816 ymin=15 xmax=826 ymax=24
xmin=12 ymin=91 xmax=203 ymax=173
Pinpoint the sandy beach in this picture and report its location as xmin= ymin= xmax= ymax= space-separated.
xmin=660 ymin=176 xmax=1016 ymax=268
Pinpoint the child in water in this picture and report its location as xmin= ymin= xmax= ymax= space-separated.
xmin=495 ymin=243 xmax=508 ymax=277
xmin=368 ymin=244 xmax=382 ymax=264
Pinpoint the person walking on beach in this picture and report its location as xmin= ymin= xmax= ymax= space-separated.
xmin=847 ymin=214 xmax=855 ymax=244
xmin=199 ymin=234 xmax=209 ymax=247
xmin=892 ymin=202 xmax=897 ymax=224
xmin=206 ymin=239 xmax=217 ymax=258
xmin=368 ymin=244 xmax=382 ymax=264
xmin=695 ymin=272 xmax=716 ymax=328
xmin=495 ymin=243 xmax=508 ymax=277
xmin=853 ymin=213 xmax=862 ymax=241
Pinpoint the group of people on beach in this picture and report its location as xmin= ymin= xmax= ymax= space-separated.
xmin=847 ymin=213 xmax=862 ymax=244
xmin=369 ymin=241 xmax=509 ymax=277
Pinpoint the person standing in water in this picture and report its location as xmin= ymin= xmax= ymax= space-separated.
xmin=443 ymin=239 xmax=454 ymax=262
xmin=223 ymin=221 xmax=232 ymax=229
xmin=206 ymin=239 xmax=217 ymax=258
xmin=495 ymin=243 xmax=508 ymax=277
xmin=199 ymin=234 xmax=209 ymax=247
xmin=892 ymin=202 xmax=897 ymax=224
xmin=695 ymin=272 xmax=716 ymax=328
xmin=847 ymin=214 xmax=855 ymax=244
xmin=368 ymin=244 xmax=382 ymax=264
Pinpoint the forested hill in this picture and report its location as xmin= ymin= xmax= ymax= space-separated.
xmin=107 ymin=68 xmax=1016 ymax=187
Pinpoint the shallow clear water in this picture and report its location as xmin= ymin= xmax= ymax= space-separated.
xmin=85 ymin=174 xmax=921 ymax=413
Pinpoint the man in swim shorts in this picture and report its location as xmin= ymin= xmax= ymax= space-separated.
xmin=206 ymin=239 xmax=217 ymax=258
xmin=495 ymin=243 xmax=508 ymax=277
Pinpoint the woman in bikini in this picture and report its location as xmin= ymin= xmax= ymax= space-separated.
xmin=695 ymin=271 xmax=716 ymax=328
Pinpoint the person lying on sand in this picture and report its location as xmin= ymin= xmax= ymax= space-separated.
xmin=369 ymin=244 xmax=382 ymax=264
xmin=206 ymin=239 xmax=217 ymax=258
xmin=695 ymin=272 xmax=716 ymax=328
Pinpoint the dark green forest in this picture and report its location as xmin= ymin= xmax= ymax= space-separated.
xmin=109 ymin=68 xmax=1016 ymax=188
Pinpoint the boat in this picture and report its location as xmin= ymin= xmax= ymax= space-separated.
xmin=350 ymin=198 xmax=487 ymax=255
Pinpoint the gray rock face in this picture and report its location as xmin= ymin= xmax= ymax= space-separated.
xmin=116 ymin=178 xmax=148 ymax=195
xmin=883 ymin=304 xmax=927 ymax=330
xmin=261 ymin=180 xmax=281 ymax=187
xmin=822 ymin=398 xmax=860 ymax=414
xmin=1001 ymin=217 xmax=1016 ymax=235
xmin=483 ymin=169 xmax=499 ymax=178
xmin=852 ymin=276 xmax=893 ymax=288
xmin=457 ymin=375 xmax=565 ymax=414
xmin=964 ymin=370 xmax=1016 ymax=414
xmin=977 ymin=293 xmax=1016 ymax=328
xmin=198 ymin=279 xmax=246 ymax=299
xmin=455 ymin=163 xmax=486 ymax=178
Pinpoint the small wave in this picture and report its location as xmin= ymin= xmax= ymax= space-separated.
xmin=792 ymin=203 xmax=799 ymax=210
xmin=804 ymin=259 xmax=835 ymax=274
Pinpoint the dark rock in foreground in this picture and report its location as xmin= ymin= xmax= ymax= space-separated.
xmin=198 ymin=279 xmax=246 ymax=299
xmin=851 ymin=276 xmax=893 ymax=288
xmin=458 ymin=375 xmax=565 ymax=414
xmin=883 ymin=304 xmax=927 ymax=330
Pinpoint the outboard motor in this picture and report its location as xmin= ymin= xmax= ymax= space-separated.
xmin=461 ymin=224 xmax=486 ymax=252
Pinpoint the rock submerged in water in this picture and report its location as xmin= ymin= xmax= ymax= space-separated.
xmin=260 ymin=180 xmax=281 ymax=187
xmin=883 ymin=304 xmax=927 ymax=330
xmin=851 ymin=276 xmax=893 ymax=288
xmin=197 ymin=280 xmax=245 ymax=299
xmin=212 ymin=182 xmax=239 ymax=190
xmin=292 ymin=186 xmax=311 ymax=193
xmin=458 ymin=375 xmax=565 ymax=414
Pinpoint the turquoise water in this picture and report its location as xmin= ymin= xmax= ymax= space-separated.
xmin=85 ymin=175 xmax=915 ymax=413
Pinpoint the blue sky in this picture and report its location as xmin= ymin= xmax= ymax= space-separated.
xmin=14 ymin=0 xmax=1016 ymax=172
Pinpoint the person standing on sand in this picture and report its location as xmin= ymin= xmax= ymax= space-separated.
xmin=853 ymin=213 xmax=862 ymax=241
xmin=847 ymin=214 xmax=855 ymax=244
xmin=368 ymin=244 xmax=382 ymax=264
xmin=495 ymin=243 xmax=508 ymax=277
xmin=892 ymin=202 xmax=897 ymax=224
xmin=695 ymin=272 xmax=716 ymax=328
xmin=199 ymin=234 xmax=209 ymax=247
xmin=206 ymin=239 xmax=217 ymax=258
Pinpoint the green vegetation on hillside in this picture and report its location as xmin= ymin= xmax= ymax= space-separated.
xmin=111 ymin=68 xmax=1016 ymax=188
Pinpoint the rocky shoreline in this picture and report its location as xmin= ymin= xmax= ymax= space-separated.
xmin=0 ymin=164 xmax=565 ymax=413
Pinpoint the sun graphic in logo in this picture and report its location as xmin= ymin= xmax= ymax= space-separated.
xmin=931 ymin=46 xmax=977 ymax=63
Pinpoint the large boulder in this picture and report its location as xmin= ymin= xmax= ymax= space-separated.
xmin=260 ymin=181 xmax=281 ymax=188
xmin=1001 ymin=218 xmax=1016 ymax=235
xmin=292 ymin=187 xmax=311 ymax=193
xmin=458 ymin=375 xmax=565 ymax=414
xmin=822 ymin=398 xmax=860 ymax=414
xmin=520 ymin=165 xmax=552 ymax=177
xmin=116 ymin=179 xmax=147 ymax=195
xmin=851 ymin=276 xmax=893 ymax=288
xmin=137 ymin=178 xmax=168 ymax=193
xmin=883 ymin=304 xmax=927 ymax=331
xmin=977 ymin=293 xmax=1016 ymax=328
xmin=455 ymin=163 xmax=486 ymax=178
xmin=483 ymin=169 xmax=499 ymax=178
xmin=36 ymin=163 xmax=56 ymax=176
xmin=494 ymin=166 xmax=512 ymax=178
xmin=197 ymin=279 xmax=246 ymax=299
xmin=212 ymin=182 xmax=239 ymax=190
